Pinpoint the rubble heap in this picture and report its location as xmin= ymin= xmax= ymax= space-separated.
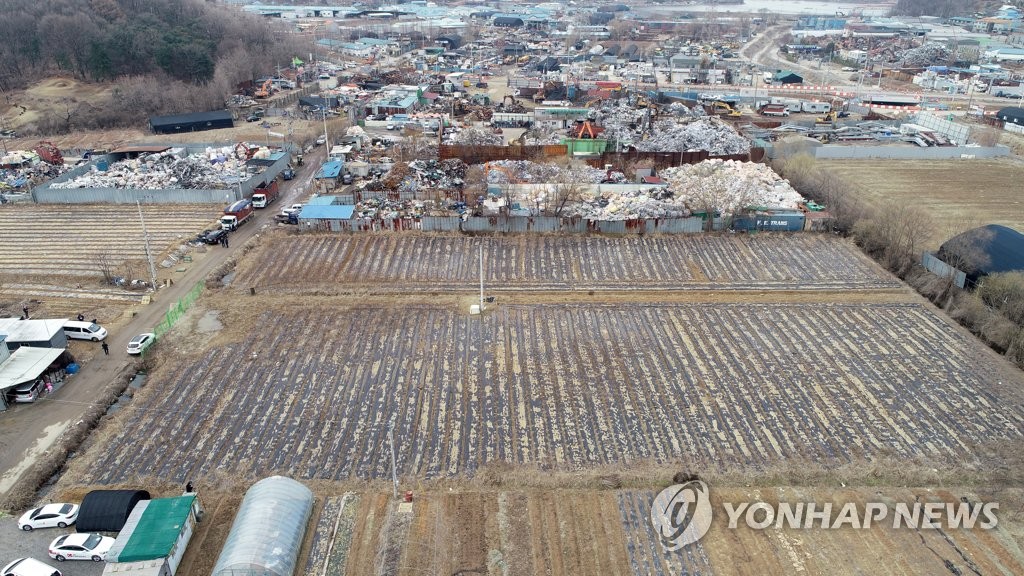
xmin=520 ymin=129 xmax=564 ymax=145
xmin=51 ymin=147 xmax=253 ymax=190
xmin=1 ymin=151 xmax=69 ymax=191
xmin=484 ymin=160 xmax=624 ymax=184
xmin=355 ymin=197 xmax=449 ymax=219
xmin=447 ymin=127 xmax=504 ymax=146
xmin=565 ymin=159 xmax=803 ymax=220
xmin=897 ymin=42 xmax=950 ymax=68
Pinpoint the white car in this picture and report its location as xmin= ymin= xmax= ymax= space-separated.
xmin=126 ymin=333 xmax=156 ymax=356
xmin=281 ymin=204 xmax=303 ymax=217
xmin=1 ymin=557 xmax=62 ymax=576
xmin=18 ymin=503 xmax=79 ymax=531
xmin=48 ymin=533 xmax=114 ymax=562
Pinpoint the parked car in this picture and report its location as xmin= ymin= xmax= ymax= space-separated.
xmin=1 ymin=558 xmax=62 ymax=576
xmin=282 ymin=168 xmax=295 ymax=180
xmin=48 ymin=533 xmax=114 ymax=562
xmin=315 ymin=135 xmax=327 ymax=146
xmin=281 ymin=203 xmax=303 ymax=217
xmin=342 ymin=173 xmax=354 ymax=185
xmin=245 ymin=114 xmax=261 ymax=122
xmin=386 ymin=124 xmax=397 ymax=130
xmin=200 ymin=229 xmax=228 ymax=245
xmin=18 ymin=503 xmax=79 ymax=531
xmin=62 ymin=321 xmax=107 ymax=342
xmin=8 ymin=380 xmax=45 ymax=404
xmin=126 ymin=333 xmax=156 ymax=356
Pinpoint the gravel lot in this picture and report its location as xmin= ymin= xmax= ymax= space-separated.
xmin=0 ymin=517 xmax=104 ymax=576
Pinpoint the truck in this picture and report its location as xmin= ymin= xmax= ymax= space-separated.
xmin=250 ymin=179 xmax=280 ymax=208
xmin=220 ymin=199 xmax=254 ymax=230
xmin=760 ymin=104 xmax=790 ymax=117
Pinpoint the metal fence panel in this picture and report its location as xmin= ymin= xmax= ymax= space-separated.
xmin=421 ymin=216 xmax=462 ymax=231
xmin=922 ymin=252 xmax=966 ymax=288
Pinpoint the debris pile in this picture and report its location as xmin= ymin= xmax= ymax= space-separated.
xmin=564 ymin=160 xmax=803 ymax=220
xmin=408 ymin=159 xmax=467 ymax=189
xmin=447 ymin=127 xmax=504 ymax=146
xmin=519 ymin=129 xmax=564 ymax=145
xmin=354 ymin=197 xmax=449 ymax=219
xmin=897 ymin=42 xmax=950 ymax=68
xmin=51 ymin=147 xmax=253 ymax=190
xmin=1 ymin=151 xmax=69 ymax=191
xmin=484 ymin=160 xmax=624 ymax=184
xmin=594 ymin=100 xmax=748 ymax=154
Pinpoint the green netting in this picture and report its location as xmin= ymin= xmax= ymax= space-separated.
xmin=155 ymin=281 xmax=203 ymax=337
xmin=117 ymin=495 xmax=196 ymax=563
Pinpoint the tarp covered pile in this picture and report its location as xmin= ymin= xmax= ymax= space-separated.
xmin=51 ymin=147 xmax=253 ymax=190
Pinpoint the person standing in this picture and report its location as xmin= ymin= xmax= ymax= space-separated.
xmin=101 ymin=342 xmax=109 ymax=355
xmin=22 ymin=306 xmax=29 ymax=319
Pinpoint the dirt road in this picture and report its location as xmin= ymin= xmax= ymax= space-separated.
xmin=0 ymin=146 xmax=325 ymax=506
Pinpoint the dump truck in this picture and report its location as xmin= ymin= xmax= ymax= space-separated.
xmin=250 ymin=179 xmax=280 ymax=208
xmin=220 ymin=199 xmax=254 ymax=230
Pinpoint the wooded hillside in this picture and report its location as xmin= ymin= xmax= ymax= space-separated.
xmin=0 ymin=0 xmax=309 ymax=132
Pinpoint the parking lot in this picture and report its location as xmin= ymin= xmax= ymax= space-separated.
xmin=0 ymin=517 xmax=104 ymax=576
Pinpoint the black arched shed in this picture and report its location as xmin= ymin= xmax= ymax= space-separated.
xmin=77 ymin=489 xmax=151 ymax=533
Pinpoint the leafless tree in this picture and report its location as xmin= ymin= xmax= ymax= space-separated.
xmin=552 ymin=160 xmax=590 ymax=216
xmin=94 ymin=252 xmax=117 ymax=284
xmin=688 ymin=161 xmax=758 ymax=232
xmin=853 ymin=200 xmax=934 ymax=275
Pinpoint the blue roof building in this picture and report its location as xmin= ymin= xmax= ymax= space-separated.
xmin=315 ymin=160 xmax=343 ymax=180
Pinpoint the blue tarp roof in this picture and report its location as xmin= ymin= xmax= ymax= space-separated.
xmin=315 ymin=160 xmax=343 ymax=179
xmin=299 ymin=205 xmax=355 ymax=219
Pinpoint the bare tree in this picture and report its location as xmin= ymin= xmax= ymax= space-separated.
xmin=94 ymin=252 xmax=117 ymax=284
xmin=687 ymin=161 xmax=758 ymax=232
xmin=853 ymin=201 xmax=934 ymax=275
xmin=552 ymin=160 xmax=589 ymax=216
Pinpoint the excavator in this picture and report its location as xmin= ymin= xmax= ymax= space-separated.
xmin=710 ymin=101 xmax=742 ymax=118
xmin=254 ymin=79 xmax=273 ymax=99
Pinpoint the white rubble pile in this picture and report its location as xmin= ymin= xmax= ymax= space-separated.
xmin=448 ymin=127 xmax=504 ymax=146
xmin=520 ymin=129 xmax=564 ymax=145
xmin=484 ymin=160 xmax=625 ymax=184
xmin=898 ymin=42 xmax=950 ymax=68
xmin=565 ymin=160 xmax=804 ymax=220
xmin=594 ymin=100 xmax=748 ymax=154
xmin=51 ymin=146 xmax=253 ymax=190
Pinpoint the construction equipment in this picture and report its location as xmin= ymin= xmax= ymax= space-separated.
xmin=710 ymin=101 xmax=742 ymax=118
xmin=254 ymin=79 xmax=273 ymax=99
xmin=574 ymin=120 xmax=601 ymax=139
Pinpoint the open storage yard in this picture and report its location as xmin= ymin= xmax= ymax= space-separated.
xmin=234 ymin=234 xmax=900 ymax=292
xmin=824 ymin=159 xmax=1024 ymax=246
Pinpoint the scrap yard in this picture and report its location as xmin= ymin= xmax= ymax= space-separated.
xmin=1 ymin=1 xmax=1024 ymax=576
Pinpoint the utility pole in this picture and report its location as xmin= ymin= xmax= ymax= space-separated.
xmin=322 ymin=107 xmax=331 ymax=151
xmin=388 ymin=426 xmax=398 ymax=499
xmin=479 ymin=244 xmax=485 ymax=312
xmin=136 ymin=200 xmax=158 ymax=291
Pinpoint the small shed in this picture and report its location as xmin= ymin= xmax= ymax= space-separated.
xmin=211 ymin=477 xmax=314 ymax=576
xmin=493 ymin=16 xmax=525 ymax=27
xmin=149 ymin=110 xmax=234 ymax=134
xmin=0 ymin=318 xmax=68 ymax=351
xmin=996 ymin=106 xmax=1024 ymax=124
xmin=936 ymin=224 xmax=1024 ymax=288
xmin=773 ymin=70 xmax=804 ymax=84
xmin=77 ymin=490 xmax=152 ymax=533
xmin=104 ymin=494 xmax=202 ymax=576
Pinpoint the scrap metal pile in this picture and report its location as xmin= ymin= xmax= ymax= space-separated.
xmin=51 ymin=147 xmax=256 ymax=190
xmin=446 ymin=127 xmax=504 ymax=146
xmin=484 ymin=160 xmax=625 ymax=184
xmin=565 ymin=159 xmax=803 ymax=220
xmin=897 ymin=42 xmax=950 ymax=68
xmin=354 ymin=197 xmax=448 ymax=219
xmin=1 ymin=151 xmax=69 ymax=191
xmin=594 ymin=100 xmax=749 ymax=154
xmin=408 ymin=159 xmax=468 ymax=189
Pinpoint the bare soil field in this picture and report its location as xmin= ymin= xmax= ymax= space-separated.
xmin=234 ymin=234 xmax=900 ymax=292
xmin=60 ymin=302 xmax=1024 ymax=486
xmin=824 ymin=159 xmax=1024 ymax=247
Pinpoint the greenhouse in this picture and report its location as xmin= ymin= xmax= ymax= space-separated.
xmin=211 ymin=476 xmax=314 ymax=576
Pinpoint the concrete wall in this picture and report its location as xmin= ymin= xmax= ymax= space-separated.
xmin=911 ymin=112 xmax=972 ymax=144
xmin=812 ymin=144 xmax=1010 ymax=160
xmin=33 ymin=144 xmax=291 ymax=205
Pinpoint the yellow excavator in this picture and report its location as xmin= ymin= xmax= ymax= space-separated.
xmin=711 ymin=101 xmax=742 ymax=118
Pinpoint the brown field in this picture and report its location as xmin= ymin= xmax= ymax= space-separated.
xmin=824 ymin=159 xmax=1024 ymax=247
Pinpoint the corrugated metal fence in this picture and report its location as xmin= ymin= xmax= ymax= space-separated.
xmin=300 ymin=215 xmax=718 ymax=234
xmin=439 ymin=144 xmax=568 ymax=164
xmin=585 ymin=149 xmax=762 ymax=169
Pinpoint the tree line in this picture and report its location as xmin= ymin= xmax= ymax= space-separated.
xmin=0 ymin=0 xmax=310 ymax=131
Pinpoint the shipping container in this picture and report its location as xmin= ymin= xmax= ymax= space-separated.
xmin=732 ymin=212 xmax=805 ymax=232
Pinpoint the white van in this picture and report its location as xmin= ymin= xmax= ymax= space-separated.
xmin=63 ymin=321 xmax=107 ymax=342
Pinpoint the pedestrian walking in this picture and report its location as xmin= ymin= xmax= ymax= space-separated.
xmin=224 ymin=235 xmax=229 ymax=248
xmin=185 ymin=481 xmax=194 ymax=493
xmin=101 ymin=342 xmax=109 ymax=355
xmin=22 ymin=306 xmax=29 ymax=319
xmin=77 ymin=313 xmax=85 ymax=321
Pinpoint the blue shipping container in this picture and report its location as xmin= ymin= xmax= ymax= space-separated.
xmin=732 ymin=213 xmax=805 ymax=232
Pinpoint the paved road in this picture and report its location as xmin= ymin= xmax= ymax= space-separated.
xmin=0 ymin=518 xmax=103 ymax=576
xmin=0 ymin=146 xmax=325 ymax=505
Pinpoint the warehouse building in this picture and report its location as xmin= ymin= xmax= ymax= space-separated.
xmin=929 ymin=224 xmax=1024 ymax=288
xmin=149 ymin=110 xmax=234 ymax=135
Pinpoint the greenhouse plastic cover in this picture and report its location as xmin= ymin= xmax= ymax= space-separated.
xmin=211 ymin=476 xmax=314 ymax=576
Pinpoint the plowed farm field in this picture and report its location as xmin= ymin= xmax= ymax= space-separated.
xmin=71 ymin=303 xmax=1024 ymax=485
xmin=233 ymin=234 xmax=899 ymax=292
xmin=824 ymin=159 xmax=1024 ymax=248
xmin=0 ymin=204 xmax=218 ymax=278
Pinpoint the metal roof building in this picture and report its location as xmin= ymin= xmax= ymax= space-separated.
xmin=149 ymin=110 xmax=234 ymax=134
xmin=106 ymin=494 xmax=202 ymax=575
